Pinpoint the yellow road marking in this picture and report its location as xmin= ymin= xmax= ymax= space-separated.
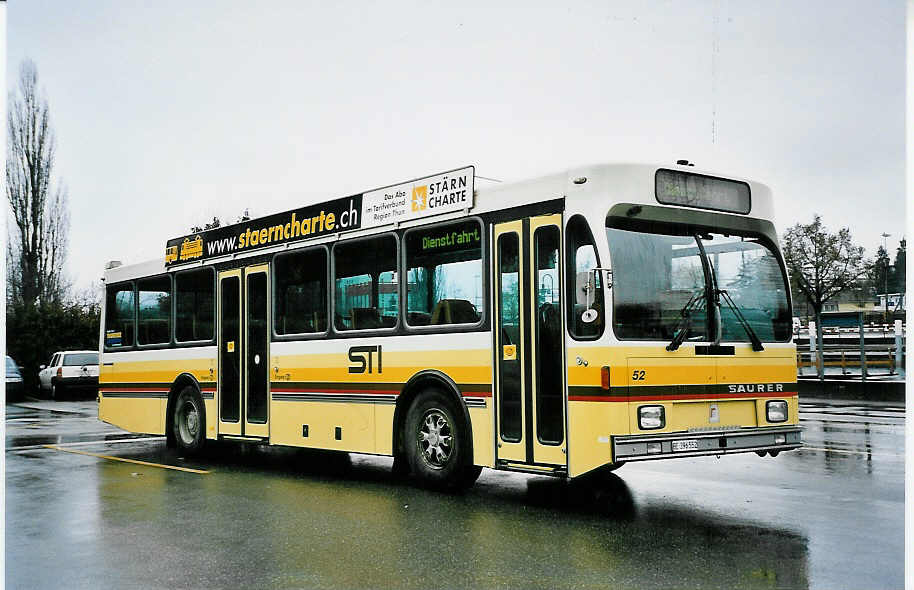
xmin=43 ymin=445 xmax=210 ymax=474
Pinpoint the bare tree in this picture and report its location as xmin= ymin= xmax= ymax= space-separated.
xmin=782 ymin=214 xmax=868 ymax=379
xmin=190 ymin=209 xmax=252 ymax=233
xmin=6 ymin=59 xmax=70 ymax=305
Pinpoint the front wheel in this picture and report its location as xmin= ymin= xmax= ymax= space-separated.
xmin=404 ymin=390 xmax=477 ymax=491
xmin=173 ymin=386 xmax=206 ymax=454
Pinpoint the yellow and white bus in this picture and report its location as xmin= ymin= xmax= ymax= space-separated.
xmin=99 ymin=162 xmax=801 ymax=489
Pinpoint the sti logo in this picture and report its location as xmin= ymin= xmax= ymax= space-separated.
xmin=411 ymin=185 xmax=428 ymax=211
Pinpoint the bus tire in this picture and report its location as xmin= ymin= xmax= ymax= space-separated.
xmin=404 ymin=390 xmax=476 ymax=491
xmin=173 ymin=386 xmax=206 ymax=454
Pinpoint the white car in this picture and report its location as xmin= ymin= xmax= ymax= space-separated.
xmin=38 ymin=350 xmax=99 ymax=399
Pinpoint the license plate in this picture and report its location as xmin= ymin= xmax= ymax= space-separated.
xmin=672 ymin=439 xmax=699 ymax=452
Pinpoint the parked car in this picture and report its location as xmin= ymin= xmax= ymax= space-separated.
xmin=6 ymin=356 xmax=24 ymax=402
xmin=38 ymin=350 xmax=99 ymax=399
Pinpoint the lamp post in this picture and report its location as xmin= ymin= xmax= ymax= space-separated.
xmin=881 ymin=232 xmax=891 ymax=323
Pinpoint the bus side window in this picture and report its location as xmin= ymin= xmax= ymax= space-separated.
xmin=137 ymin=275 xmax=172 ymax=345
xmin=274 ymin=248 xmax=328 ymax=336
xmin=105 ymin=282 xmax=136 ymax=348
xmin=333 ymin=234 xmax=398 ymax=332
xmin=175 ymin=267 xmax=215 ymax=342
xmin=405 ymin=219 xmax=483 ymax=328
xmin=566 ymin=215 xmax=604 ymax=339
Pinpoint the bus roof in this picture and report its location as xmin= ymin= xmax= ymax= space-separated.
xmin=104 ymin=161 xmax=775 ymax=284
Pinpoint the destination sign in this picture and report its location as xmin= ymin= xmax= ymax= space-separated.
xmin=405 ymin=219 xmax=482 ymax=260
xmin=655 ymin=169 xmax=751 ymax=215
xmin=164 ymin=166 xmax=474 ymax=266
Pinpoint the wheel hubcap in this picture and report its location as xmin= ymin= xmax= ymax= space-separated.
xmin=417 ymin=409 xmax=453 ymax=469
xmin=179 ymin=400 xmax=198 ymax=443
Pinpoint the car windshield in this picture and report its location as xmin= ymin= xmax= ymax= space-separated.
xmin=63 ymin=353 xmax=98 ymax=366
xmin=6 ymin=356 xmax=19 ymax=373
xmin=605 ymin=227 xmax=791 ymax=342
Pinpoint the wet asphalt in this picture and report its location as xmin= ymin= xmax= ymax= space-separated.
xmin=4 ymin=395 xmax=905 ymax=590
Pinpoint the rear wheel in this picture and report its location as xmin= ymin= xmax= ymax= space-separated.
xmin=173 ymin=386 xmax=206 ymax=454
xmin=404 ymin=390 xmax=478 ymax=491
xmin=51 ymin=382 xmax=65 ymax=400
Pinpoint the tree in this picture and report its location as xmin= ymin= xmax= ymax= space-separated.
xmin=6 ymin=290 xmax=100 ymax=392
xmin=6 ymin=59 xmax=69 ymax=305
xmin=868 ymin=245 xmax=891 ymax=296
xmin=190 ymin=216 xmax=221 ymax=234
xmin=782 ymin=215 xmax=869 ymax=379
xmin=5 ymin=59 xmax=99 ymax=396
xmin=190 ymin=209 xmax=251 ymax=233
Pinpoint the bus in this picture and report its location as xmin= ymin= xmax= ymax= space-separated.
xmin=99 ymin=162 xmax=802 ymax=489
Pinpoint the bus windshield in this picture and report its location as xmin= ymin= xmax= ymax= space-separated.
xmin=606 ymin=227 xmax=791 ymax=343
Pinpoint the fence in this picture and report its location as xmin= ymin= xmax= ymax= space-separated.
xmin=796 ymin=348 xmax=902 ymax=375
xmin=795 ymin=321 xmax=905 ymax=379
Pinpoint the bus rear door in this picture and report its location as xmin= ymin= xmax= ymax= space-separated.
xmin=217 ymin=264 xmax=270 ymax=439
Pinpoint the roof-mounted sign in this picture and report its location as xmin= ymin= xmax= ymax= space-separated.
xmin=164 ymin=166 xmax=474 ymax=266
xmin=655 ymin=169 xmax=751 ymax=215
xmin=361 ymin=165 xmax=474 ymax=228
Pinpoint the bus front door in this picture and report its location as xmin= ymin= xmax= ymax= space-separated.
xmin=493 ymin=215 xmax=566 ymax=468
xmin=217 ymin=265 xmax=270 ymax=439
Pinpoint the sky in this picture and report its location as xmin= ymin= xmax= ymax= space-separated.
xmin=6 ymin=0 xmax=906 ymax=290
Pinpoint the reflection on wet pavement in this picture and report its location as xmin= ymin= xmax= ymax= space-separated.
xmin=4 ymin=398 xmax=903 ymax=589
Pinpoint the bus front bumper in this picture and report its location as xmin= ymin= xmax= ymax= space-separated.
xmin=612 ymin=425 xmax=802 ymax=462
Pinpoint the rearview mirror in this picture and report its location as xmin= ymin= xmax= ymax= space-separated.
xmin=581 ymin=267 xmax=612 ymax=324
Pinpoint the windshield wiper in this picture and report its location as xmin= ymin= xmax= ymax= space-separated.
xmin=717 ymin=289 xmax=764 ymax=351
xmin=666 ymin=288 xmax=707 ymax=351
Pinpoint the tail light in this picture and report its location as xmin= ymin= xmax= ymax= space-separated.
xmin=56 ymin=367 xmax=63 ymax=378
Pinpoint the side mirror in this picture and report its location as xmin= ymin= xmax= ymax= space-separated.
xmin=581 ymin=268 xmax=612 ymax=324
xmin=39 ymin=364 xmax=46 ymax=370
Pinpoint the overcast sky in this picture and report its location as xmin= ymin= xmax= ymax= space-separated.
xmin=7 ymin=1 xmax=905 ymax=290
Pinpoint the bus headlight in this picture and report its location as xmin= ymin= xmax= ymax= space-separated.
xmin=766 ymin=400 xmax=788 ymax=423
xmin=639 ymin=405 xmax=665 ymax=430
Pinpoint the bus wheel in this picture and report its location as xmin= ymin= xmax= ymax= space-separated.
xmin=173 ymin=386 xmax=206 ymax=454
xmin=405 ymin=390 xmax=476 ymax=491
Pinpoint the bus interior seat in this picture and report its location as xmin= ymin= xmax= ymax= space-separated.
xmin=407 ymin=311 xmax=431 ymax=326
xmin=280 ymin=315 xmax=313 ymax=334
xmin=502 ymin=323 xmax=520 ymax=346
xmin=539 ymin=302 xmax=560 ymax=338
xmin=312 ymin=311 xmax=327 ymax=332
xmin=430 ymin=299 xmax=478 ymax=325
xmin=615 ymin=303 xmax=665 ymax=339
xmin=351 ymin=307 xmax=381 ymax=330
xmin=139 ymin=319 xmax=169 ymax=345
